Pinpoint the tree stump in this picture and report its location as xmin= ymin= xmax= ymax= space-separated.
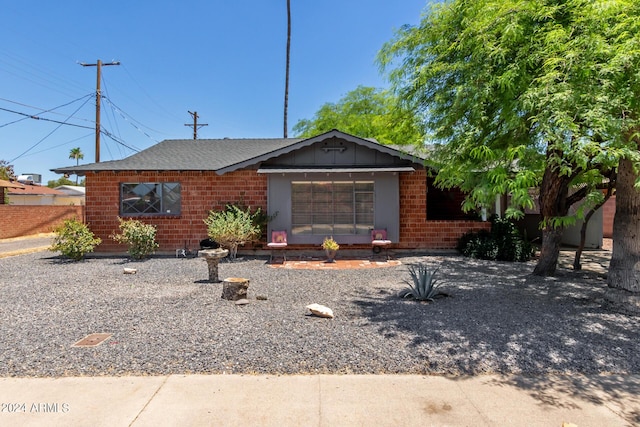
xmin=221 ymin=277 xmax=250 ymax=301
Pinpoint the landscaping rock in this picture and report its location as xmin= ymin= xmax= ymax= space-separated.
xmin=306 ymin=303 xmax=334 ymax=318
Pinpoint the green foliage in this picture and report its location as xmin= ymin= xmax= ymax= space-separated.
xmin=378 ymin=0 xmax=640 ymax=217
xmin=457 ymin=217 xmax=533 ymax=262
xmin=0 ymin=160 xmax=15 ymax=181
xmin=69 ymin=147 xmax=84 ymax=164
xmin=379 ymin=0 xmax=640 ymax=274
xmin=203 ymin=205 xmax=262 ymax=260
xmin=217 ymin=198 xmax=276 ymax=242
xmin=321 ymin=236 xmax=339 ymax=251
xmin=110 ymin=217 xmax=159 ymax=259
xmin=47 ymin=176 xmax=76 ymax=188
xmin=293 ymin=85 xmax=424 ymax=146
xmin=50 ymin=218 xmax=101 ymax=261
xmin=399 ymin=264 xmax=444 ymax=302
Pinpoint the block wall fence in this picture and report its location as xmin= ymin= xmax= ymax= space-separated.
xmin=83 ymin=169 xmax=490 ymax=253
xmin=0 ymin=205 xmax=85 ymax=239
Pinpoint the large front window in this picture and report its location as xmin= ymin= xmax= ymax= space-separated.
xmin=120 ymin=183 xmax=181 ymax=216
xmin=291 ymin=181 xmax=374 ymax=235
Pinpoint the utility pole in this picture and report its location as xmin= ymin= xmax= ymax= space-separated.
xmin=184 ymin=111 xmax=208 ymax=139
xmin=80 ymin=59 xmax=120 ymax=162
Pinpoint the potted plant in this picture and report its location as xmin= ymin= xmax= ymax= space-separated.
xmin=321 ymin=236 xmax=339 ymax=263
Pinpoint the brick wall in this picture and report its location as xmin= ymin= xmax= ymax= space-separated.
xmin=0 ymin=205 xmax=85 ymax=239
xmin=399 ymin=170 xmax=490 ymax=249
xmin=86 ymin=170 xmax=267 ymax=252
xmin=85 ymin=169 xmax=490 ymax=253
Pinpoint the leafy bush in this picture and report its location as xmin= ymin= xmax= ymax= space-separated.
xmin=110 ymin=217 xmax=159 ymax=259
xmin=399 ymin=263 xmax=445 ymax=301
xmin=203 ymin=205 xmax=261 ymax=260
xmin=50 ymin=218 xmax=101 ymax=261
xmin=457 ymin=216 xmax=533 ymax=262
xmin=217 ymin=198 xmax=277 ymax=242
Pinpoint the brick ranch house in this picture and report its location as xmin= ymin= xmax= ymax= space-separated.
xmin=52 ymin=129 xmax=489 ymax=254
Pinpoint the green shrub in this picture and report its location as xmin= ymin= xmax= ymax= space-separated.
xmin=399 ymin=263 xmax=445 ymax=301
xmin=110 ymin=217 xmax=159 ymax=259
xmin=50 ymin=218 xmax=101 ymax=261
xmin=203 ymin=205 xmax=261 ymax=260
xmin=457 ymin=216 xmax=533 ymax=262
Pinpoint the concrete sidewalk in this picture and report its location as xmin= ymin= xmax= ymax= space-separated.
xmin=0 ymin=374 xmax=638 ymax=426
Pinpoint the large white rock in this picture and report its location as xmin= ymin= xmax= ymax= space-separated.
xmin=306 ymin=303 xmax=334 ymax=319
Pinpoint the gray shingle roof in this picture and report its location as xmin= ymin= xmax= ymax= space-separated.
xmin=51 ymin=130 xmax=427 ymax=176
xmin=52 ymin=137 xmax=303 ymax=174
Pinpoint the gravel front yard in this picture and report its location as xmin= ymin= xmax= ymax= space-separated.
xmin=0 ymin=251 xmax=638 ymax=377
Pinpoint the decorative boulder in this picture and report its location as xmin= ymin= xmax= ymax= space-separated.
xmin=306 ymin=303 xmax=334 ymax=319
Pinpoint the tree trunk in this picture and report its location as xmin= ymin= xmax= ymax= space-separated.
xmin=573 ymin=184 xmax=613 ymax=270
xmin=532 ymin=160 xmax=571 ymax=276
xmin=606 ymin=157 xmax=640 ymax=313
xmin=283 ymin=0 xmax=291 ymax=138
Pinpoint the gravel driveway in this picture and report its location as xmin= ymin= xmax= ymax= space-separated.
xmin=0 ymin=251 xmax=638 ymax=377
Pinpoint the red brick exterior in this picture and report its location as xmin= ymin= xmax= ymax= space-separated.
xmin=0 ymin=205 xmax=85 ymax=239
xmin=84 ymin=168 xmax=490 ymax=252
xmin=399 ymin=170 xmax=490 ymax=249
xmin=85 ymin=170 xmax=267 ymax=252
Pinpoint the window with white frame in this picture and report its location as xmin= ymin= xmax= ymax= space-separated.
xmin=120 ymin=183 xmax=181 ymax=216
xmin=291 ymin=181 xmax=374 ymax=235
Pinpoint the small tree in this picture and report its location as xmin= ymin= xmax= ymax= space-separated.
xmin=50 ymin=218 xmax=101 ymax=261
xmin=203 ymin=205 xmax=261 ymax=260
xmin=110 ymin=217 xmax=159 ymax=260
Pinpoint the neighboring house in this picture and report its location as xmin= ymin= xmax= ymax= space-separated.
xmin=54 ymin=185 xmax=86 ymax=205
xmin=7 ymin=184 xmax=68 ymax=205
xmin=52 ymin=129 xmax=489 ymax=253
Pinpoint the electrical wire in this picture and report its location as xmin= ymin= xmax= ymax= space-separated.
xmin=0 ymin=94 xmax=95 ymax=129
xmin=17 ymin=133 xmax=94 ymax=158
xmin=101 ymin=128 xmax=141 ymax=153
xmin=102 ymin=96 xmax=158 ymax=146
xmin=121 ymin=63 xmax=182 ymax=124
xmin=100 ymin=75 xmax=125 ymax=158
xmin=0 ymin=96 xmax=95 ymax=125
xmin=9 ymin=95 xmax=93 ymax=162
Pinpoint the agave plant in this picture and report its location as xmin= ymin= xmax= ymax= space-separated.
xmin=399 ymin=263 xmax=444 ymax=302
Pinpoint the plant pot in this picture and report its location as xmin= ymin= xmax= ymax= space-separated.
xmin=325 ymin=249 xmax=337 ymax=263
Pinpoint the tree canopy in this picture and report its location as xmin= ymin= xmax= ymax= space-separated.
xmin=0 ymin=160 xmax=15 ymax=181
xmin=293 ymin=85 xmax=424 ymax=145
xmin=379 ymin=0 xmax=640 ymax=275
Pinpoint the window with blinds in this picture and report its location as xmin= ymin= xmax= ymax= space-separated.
xmin=291 ymin=181 xmax=373 ymax=235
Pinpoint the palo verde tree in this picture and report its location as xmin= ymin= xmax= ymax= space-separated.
xmin=379 ymin=0 xmax=638 ymax=276
xmin=293 ymin=85 xmax=424 ymax=146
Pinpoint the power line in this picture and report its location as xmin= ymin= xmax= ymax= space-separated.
xmin=0 ymin=106 xmax=94 ymax=130
xmin=0 ymin=94 xmax=95 ymax=128
xmin=102 ymin=96 xmax=159 ymax=144
xmin=9 ymin=95 xmax=93 ymax=162
xmin=101 ymin=129 xmax=141 ymax=153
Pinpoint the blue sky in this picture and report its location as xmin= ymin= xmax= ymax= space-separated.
xmin=0 ymin=1 xmax=427 ymax=183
